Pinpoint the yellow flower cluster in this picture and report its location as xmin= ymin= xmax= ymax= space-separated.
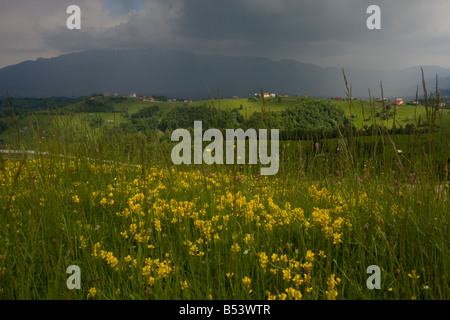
xmin=184 ymin=239 xmax=205 ymax=257
xmin=307 ymin=186 xmax=353 ymax=245
xmin=92 ymin=242 xmax=119 ymax=269
xmin=180 ymin=280 xmax=189 ymax=290
xmin=87 ymin=287 xmax=97 ymax=299
xmin=231 ymin=243 xmax=241 ymax=254
xmin=325 ymin=274 xmax=341 ymax=300
xmin=142 ymin=257 xmax=174 ymax=286
xmin=242 ymin=276 xmax=252 ymax=294
xmin=267 ymin=287 xmax=302 ymax=300
xmin=4 ymin=157 xmax=439 ymax=300
xmin=259 ymin=249 xmax=321 ymax=298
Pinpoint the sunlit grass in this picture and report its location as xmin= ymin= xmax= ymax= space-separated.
xmin=0 ymin=75 xmax=448 ymax=300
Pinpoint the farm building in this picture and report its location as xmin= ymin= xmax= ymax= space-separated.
xmin=393 ymin=98 xmax=404 ymax=106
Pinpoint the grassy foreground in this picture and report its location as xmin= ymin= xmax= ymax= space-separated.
xmin=0 ymin=131 xmax=448 ymax=300
xmin=0 ymin=78 xmax=449 ymax=300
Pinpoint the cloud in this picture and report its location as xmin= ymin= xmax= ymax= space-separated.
xmin=40 ymin=0 xmax=184 ymax=52
xmin=0 ymin=0 xmax=129 ymax=67
xmin=167 ymin=0 xmax=450 ymax=70
xmin=174 ymin=0 xmax=362 ymax=42
xmin=99 ymin=0 xmax=146 ymax=16
xmin=1 ymin=0 xmax=450 ymax=70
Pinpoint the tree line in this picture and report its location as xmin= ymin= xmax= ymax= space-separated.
xmin=116 ymin=101 xmax=354 ymax=140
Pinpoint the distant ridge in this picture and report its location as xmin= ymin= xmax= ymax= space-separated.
xmin=1 ymin=47 xmax=449 ymax=99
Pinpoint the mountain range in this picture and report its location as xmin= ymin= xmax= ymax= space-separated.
xmin=1 ymin=47 xmax=449 ymax=100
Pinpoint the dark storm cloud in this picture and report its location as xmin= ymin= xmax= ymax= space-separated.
xmin=166 ymin=0 xmax=450 ymax=69
xmin=160 ymin=0 xmax=388 ymax=66
xmin=174 ymin=0 xmax=371 ymax=43
xmin=1 ymin=0 xmax=450 ymax=69
xmin=41 ymin=0 xmax=386 ymax=53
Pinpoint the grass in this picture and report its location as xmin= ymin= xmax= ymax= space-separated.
xmin=0 ymin=78 xmax=449 ymax=300
xmin=0 ymin=151 xmax=448 ymax=300
xmin=4 ymin=93 xmax=448 ymax=145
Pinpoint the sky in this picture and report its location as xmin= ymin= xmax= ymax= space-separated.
xmin=1 ymin=0 xmax=450 ymax=70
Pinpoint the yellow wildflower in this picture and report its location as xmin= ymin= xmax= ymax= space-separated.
xmin=292 ymin=274 xmax=304 ymax=288
xmin=305 ymin=250 xmax=315 ymax=262
xmin=92 ymin=242 xmax=101 ymax=257
xmin=87 ymin=287 xmax=97 ymax=299
xmin=285 ymin=287 xmax=302 ymax=300
xmin=78 ymin=236 xmax=87 ymax=249
xmin=408 ymin=270 xmax=420 ymax=280
xmin=231 ymin=243 xmax=241 ymax=254
xmin=180 ymin=280 xmax=189 ymax=290
xmin=242 ymin=276 xmax=252 ymax=293
xmin=277 ymin=293 xmax=287 ymax=300
xmin=266 ymin=291 xmax=277 ymax=300
xmin=282 ymin=269 xmax=291 ymax=282
xmin=325 ymin=274 xmax=341 ymax=300
xmin=258 ymin=252 xmax=269 ymax=270
xmin=154 ymin=219 xmax=162 ymax=232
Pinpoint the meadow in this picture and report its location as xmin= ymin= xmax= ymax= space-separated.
xmin=56 ymin=96 xmax=450 ymax=129
xmin=0 ymin=82 xmax=449 ymax=300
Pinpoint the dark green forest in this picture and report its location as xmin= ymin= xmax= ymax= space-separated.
xmin=116 ymin=101 xmax=351 ymax=139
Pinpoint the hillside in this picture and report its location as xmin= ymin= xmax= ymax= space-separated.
xmin=2 ymin=95 xmax=449 ymax=148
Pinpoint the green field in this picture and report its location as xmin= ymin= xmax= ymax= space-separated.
xmin=44 ymin=95 xmax=450 ymax=129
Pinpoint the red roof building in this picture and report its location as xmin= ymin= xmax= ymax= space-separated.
xmin=393 ymin=98 xmax=404 ymax=106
